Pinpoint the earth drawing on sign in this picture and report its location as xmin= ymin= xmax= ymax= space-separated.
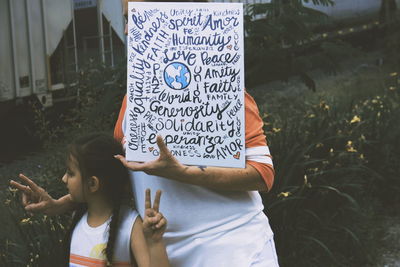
xmin=163 ymin=62 xmax=191 ymax=90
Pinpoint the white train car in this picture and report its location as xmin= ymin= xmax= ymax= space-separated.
xmin=0 ymin=0 xmax=126 ymax=107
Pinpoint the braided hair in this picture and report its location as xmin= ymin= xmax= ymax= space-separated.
xmin=63 ymin=133 xmax=132 ymax=266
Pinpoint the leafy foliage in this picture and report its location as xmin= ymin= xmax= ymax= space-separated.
xmin=0 ymin=149 xmax=69 ymax=266
xmin=68 ymin=61 xmax=127 ymax=136
xmin=31 ymin=61 xmax=127 ymax=147
xmin=258 ymin=68 xmax=400 ymax=266
xmin=383 ymin=19 xmax=400 ymax=72
xmin=244 ymin=0 xmax=357 ymax=89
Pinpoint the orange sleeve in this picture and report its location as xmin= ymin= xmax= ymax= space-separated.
xmin=114 ymin=94 xmax=127 ymax=144
xmin=244 ymin=91 xmax=275 ymax=191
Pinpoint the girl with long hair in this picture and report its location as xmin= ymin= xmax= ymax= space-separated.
xmin=13 ymin=133 xmax=169 ymax=267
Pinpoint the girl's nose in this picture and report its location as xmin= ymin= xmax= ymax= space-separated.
xmin=62 ymin=174 xmax=67 ymax=184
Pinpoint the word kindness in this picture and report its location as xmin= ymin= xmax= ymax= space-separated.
xmin=126 ymin=3 xmax=245 ymax=167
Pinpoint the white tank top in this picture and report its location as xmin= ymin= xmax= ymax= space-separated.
xmin=69 ymin=206 xmax=139 ymax=267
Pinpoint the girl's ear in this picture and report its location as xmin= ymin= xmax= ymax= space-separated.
xmin=88 ymin=176 xmax=100 ymax=193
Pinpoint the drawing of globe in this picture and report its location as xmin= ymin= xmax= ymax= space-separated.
xmin=163 ymin=62 xmax=191 ymax=90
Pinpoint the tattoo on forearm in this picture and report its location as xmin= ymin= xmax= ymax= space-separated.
xmin=198 ymin=166 xmax=207 ymax=172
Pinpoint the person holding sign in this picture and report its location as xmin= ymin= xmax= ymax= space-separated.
xmin=115 ymin=0 xmax=279 ymax=266
xmin=11 ymin=0 xmax=279 ymax=266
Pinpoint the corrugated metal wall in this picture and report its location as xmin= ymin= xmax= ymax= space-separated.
xmin=0 ymin=0 xmax=74 ymax=101
xmin=0 ymin=0 xmax=126 ymax=102
xmin=0 ymin=0 xmax=14 ymax=101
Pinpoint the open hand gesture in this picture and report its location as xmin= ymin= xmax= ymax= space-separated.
xmin=9 ymin=174 xmax=58 ymax=215
xmin=115 ymin=135 xmax=183 ymax=178
xmin=142 ymin=189 xmax=167 ymax=243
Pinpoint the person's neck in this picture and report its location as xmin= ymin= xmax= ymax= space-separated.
xmin=86 ymin=195 xmax=114 ymax=227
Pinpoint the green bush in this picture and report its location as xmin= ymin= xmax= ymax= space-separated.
xmin=244 ymin=0 xmax=357 ymax=89
xmin=0 ymin=150 xmax=68 ymax=266
xmin=31 ymin=61 xmax=127 ymax=147
xmin=258 ymin=72 xmax=400 ymax=266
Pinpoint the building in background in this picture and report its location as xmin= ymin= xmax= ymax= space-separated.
xmin=0 ymin=0 xmax=126 ymax=108
xmin=0 ymin=0 xmax=398 ymax=108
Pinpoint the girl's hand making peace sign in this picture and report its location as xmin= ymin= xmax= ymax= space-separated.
xmin=10 ymin=174 xmax=58 ymax=215
xmin=142 ymin=189 xmax=167 ymax=243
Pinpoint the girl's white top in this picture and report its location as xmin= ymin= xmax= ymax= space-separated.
xmin=69 ymin=206 xmax=138 ymax=267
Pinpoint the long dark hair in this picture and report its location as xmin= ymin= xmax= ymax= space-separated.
xmin=63 ymin=133 xmax=132 ymax=266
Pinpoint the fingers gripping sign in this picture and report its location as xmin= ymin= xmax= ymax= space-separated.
xmin=143 ymin=189 xmax=167 ymax=243
xmin=114 ymin=135 xmax=184 ymax=178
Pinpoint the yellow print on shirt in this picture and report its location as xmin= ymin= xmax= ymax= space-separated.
xmin=89 ymin=243 xmax=107 ymax=260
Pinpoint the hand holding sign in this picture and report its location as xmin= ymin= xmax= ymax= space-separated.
xmin=115 ymin=135 xmax=184 ymax=178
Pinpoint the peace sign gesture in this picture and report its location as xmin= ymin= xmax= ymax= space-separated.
xmin=142 ymin=189 xmax=167 ymax=243
xmin=10 ymin=174 xmax=58 ymax=215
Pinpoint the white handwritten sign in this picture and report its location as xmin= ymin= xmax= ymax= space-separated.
xmin=126 ymin=2 xmax=245 ymax=168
